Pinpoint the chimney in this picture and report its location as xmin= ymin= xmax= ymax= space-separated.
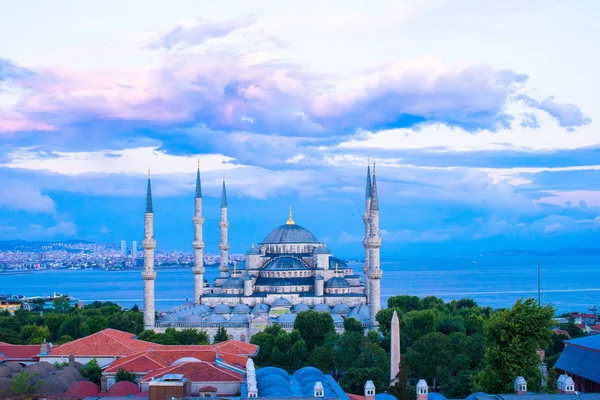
xmin=314 ymin=381 xmax=324 ymax=398
xmin=40 ymin=339 xmax=48 ymax=355
xmin=416 ymin=379 xmax=428 ymax=400
xmin=68 ymin=354 xmax=75 ymax=368
xmin=514 ymin=376 xmax=527 ymax=394
xmin=364 ymin=380 xmax=375 ymax=400
xmin=557 ymin=374 xmax=575 ymax=394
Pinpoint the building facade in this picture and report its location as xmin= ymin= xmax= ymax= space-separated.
xmin=143 ymin=164 xmax=383 ymax=340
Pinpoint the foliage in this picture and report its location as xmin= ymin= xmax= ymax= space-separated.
xmin=388 ymin=295 xmax=423 ymax=313
xmin=82 ymin=358 xmax=103 ymax=386
xmin=213 ymin=326 xmax=229 ymax=343
xmin=250 ymin=325 xmax=309 ymax=371
xmin=10 ymin=371 xmax=45 ymax=395
xmin=389 ymin=360 xmax=415 ymax=400
xmin=293 ymin=310 xmax=335 ymax=351
xmin=116 ymin=367 xmax=137 ymax=383
xmin=138 ymin=328 xmax=209 ymax=345
xmin=344 ymin=317 xmax=365 ymax=334
xmin=0 ymin=301 xmax=145 ymax=344
xmin=476 ymin=298 xmax=555 ymax=394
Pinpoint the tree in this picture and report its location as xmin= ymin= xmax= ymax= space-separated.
xmin=116 ymin=368 xmax=137 ymax=383
xmin=213 ymin=326 xmax=229 ymax=343
xmin=476 ymin=298 xmax=555 ymax=393
xmin=389 ymin=360 xmax=415 ymax=400
xmin=402 ymin=309 xmax=438 ymax=347
xmin=0 ymin=328 xmax=25 ymax=344
xmin=344 ymin=317 xmax=365 ymax=335
xmin=293 ymin=310 xmax=335 ymax=351
xmin=405 ymin=332 xmax=452 ymax=386
xmin=340 ymin=367 xmax=388 ymax=394
xmin=388 ymin=295 xmax=422 ymax=313
xmin=11 ymin=371 xmax=44 ymax=396
xmin=20 ymin=324 xmax=49 ymax=344
xmin=86 ymin=315 xmax=108 ymax=334
xmin=52 ymin=296 xmax=72 ymax=314
xmin=177 ymin=328 xmax=209 ymax=345
xmin=83 ymin=359 xmax=103 ymax=387
xmin=59 ymin=335 xmax=73 ymax=344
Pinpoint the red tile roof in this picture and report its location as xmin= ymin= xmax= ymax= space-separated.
xmin=347 ymin=394 xmax=365 ymax=400
xmin=0 ymin=343 xmax=40 ymax=361
xmin=553 ymin=329 xmax=572 ymax=338
xmin=141 ymin=361 xmax=244 ymax=383
xmin=209 ymin=340 xmax=258 ymax=356
xmin=48 ymin=329 xmax=157 ymax=357
xmin=103 ymin=351 xmax=169 ymax=373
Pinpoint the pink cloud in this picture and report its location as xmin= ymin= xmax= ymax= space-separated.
xmin=0 ymin=110 xmax=55 ymax=133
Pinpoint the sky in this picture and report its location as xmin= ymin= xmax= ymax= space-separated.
xmin=1 ymin=0 xmax=599 ymax=258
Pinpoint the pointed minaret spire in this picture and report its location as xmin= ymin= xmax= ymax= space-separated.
xmin=221 ymin=178 xmax=228 ymax=208
xmin=195 ymin=159 xmax=202 ymax=199
xmin=370 ymin=163 xmax=379 ymax=210
xmin=365 ymin=162 xmax=372 ymax=199
xmin=145 ymin=168 xmax=153 ymax=213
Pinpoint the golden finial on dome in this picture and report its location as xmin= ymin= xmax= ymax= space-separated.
xmin=286 ymin=206 xmax=295 ymax=225
xmin=233 ymin=262 xmax=237 ymax=278
xmin=335 ymin=263 xmax=339 ymax=277
xmin=252 ymin=243 xmax=255 ymax=248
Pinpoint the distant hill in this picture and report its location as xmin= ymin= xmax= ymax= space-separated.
xmin=0 ymin=240 xmax=95 ymax=251
xmin=462 ymin=247 xmax=600 ymax=257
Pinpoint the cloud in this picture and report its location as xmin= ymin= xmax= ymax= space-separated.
xmin=0 ymin=58 xmax=33 ymax=81
xmin=143 ymin=15 xmax=258 ymax=50
xmin=0 ymin=220 xmax=77 ymax=241
xmin=518 ymin=95 xmax=590 ymax=128
xmin=0 ymin=179 xmax=55 ymax=213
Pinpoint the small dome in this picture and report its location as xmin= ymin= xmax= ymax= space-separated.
xmin=183 ymin=313 xmax=202 ymax=322
xmin=172 ymin=357 xmax=201 ymax=365
xmin=246 ymin=245 xmax=260 ymax=255
xmin=262 ymin=224 xmax=319 ymax=244
xmin=194 ymin=304 xmax=211 ymax=314
xmin=292 ymin=304 xmax=310 ymax=313
xmin=264 ymin=256 xmax=309 ymax=270
xmin=213 ymin=304 xmax=231 ymax=314
xmin=229 ymin=314 xmax=249 ymax=323
xmin=222 ymin=277 xmax=244 ymax=289
xmin=313 ymin=245 xmax=332 ymax=254
xmin=252 ymin=303 xmax=270 ymax=314
xmin=205 ymin=314 xmax=226 ymax=323
xmin=376 ymin=395 xmax=398 ymax=400
xmin=160 ymin=313 xmax=179 ymax=322
xmin=271 ymin=297 xmax=292 ymax=308
xmin=326 ymin=277 xmax=350 ymax=288
xmin=332 ymin=314 xmax=344 ymax=323
xmin=65 ymin=381 xmax=100 ymax=398
xmin=349 ymin=304 xmax=370 ymax=321
xmin=232 ymin=303 xmax=251 ymax=314
xmin=277 ymin=313 xmax=297 ymax=323
xmin=313 ymin=304 xmax=331 ymax=313
xmin=108 ymin=381 xmax=140 ymax=396
xmin=332 ymin=303 xmax=351 ymax=314
xmin=429 ymin=393 xmax=448 ymax=400
xmin=466 ymin=392 xmax=488 ymax=400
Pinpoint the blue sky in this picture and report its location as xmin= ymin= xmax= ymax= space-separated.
xmin=1 ymin=0 xmax=599 ymax=257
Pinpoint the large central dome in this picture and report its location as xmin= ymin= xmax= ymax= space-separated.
xmin=262 ymin=224 xmax=319 ymax=244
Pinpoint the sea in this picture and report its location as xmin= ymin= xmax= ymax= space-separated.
xmin=1 ymin=256 xmax=599 ymax=314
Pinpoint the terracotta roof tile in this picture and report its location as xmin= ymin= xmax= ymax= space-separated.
xmin=141 ymin=361 xmax=244 ymax=383
xmin=0 ymin=344 xmax=40 ymax=360
xmin=347 ymin=394 xmax=365 ymax=400
xmin=217 ymin=352 xmax=249 ymax=370
xmin=48 ymin=329 xmax=156 ymax=357
xmin=209 ymin=340 xmax=258 ymax=356
xmin=103 ymin=352 xmax=169 ymax=373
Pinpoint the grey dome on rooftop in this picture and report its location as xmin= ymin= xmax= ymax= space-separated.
xmin=264 ymin=256 xmax=308 ymax=270
xmin=222 ymin=277 xmax=244 ymax=289
xmin=326 ymin=277 xmax=350 ymax=288
xmin=262 ymin=224 xmax=319 ymax=244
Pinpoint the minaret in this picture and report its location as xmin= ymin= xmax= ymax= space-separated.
xmin=366 ymin=163 xmax=382 ymax=327
xmin=362 ymin=162 xmax=372 ymax=300
xmin=192 ymin=160 xmax=205 ymax=304
xmin=218 ymin=178 xmax=230 ymax=278
xmin=142 ymin=169 xmax=157 ymax=330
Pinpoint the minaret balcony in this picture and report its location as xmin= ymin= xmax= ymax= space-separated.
xmin=367 ymin=270 xmax=382 ymax=280
xmin=192 ymin=266 xmax=205 ymax=274
xmin=142 ymin=270 xmax=157 ymax=280
xmin=192 ymin=216 xmax=204 ymax=224
xmin=142 ymin=239 xmax=156 ymax=249
xmin=192 ymin=241 xmax=205 ymax=249
xmin=219 ymin=221 xmax=230 ymax=228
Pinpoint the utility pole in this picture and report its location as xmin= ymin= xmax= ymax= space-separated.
xmin=537 ymin=260 xmax=541 ymax=305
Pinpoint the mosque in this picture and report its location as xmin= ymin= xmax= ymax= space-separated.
xmin=141 ymin=163 xmax=383 ymax=341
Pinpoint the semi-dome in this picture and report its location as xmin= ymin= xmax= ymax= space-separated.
xmin=229 ymin=313 xmax=249 ymax=323
xmin=222 ymin=277 xmax=244 ymax=289
xmin=277 ymin=313 xmax=297 ymax=323
xmin=252 ymin=303 xmax=270 ymax=314
xmin=313 ymin=244 xmax=332 ymax=254
xmin=246 ymin=244 xmax=260 ymax=255
xmin=183 ymin=313 xmax=203 ymax=322
xmin=271 ymin=297 xmax=292 ymax=308
xmin=205 ymin=314 xmax=226 ymax=323
xmin=262 ymin=224 xmax=319 ymax=244
xmin=325 ymin=277 xmax=350 ymax=288
xmin=264 ymin=256 xmax=308 ymax=270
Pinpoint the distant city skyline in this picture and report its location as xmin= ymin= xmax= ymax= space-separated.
xmin=0 ymin=1 xmax=599 ymax=257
